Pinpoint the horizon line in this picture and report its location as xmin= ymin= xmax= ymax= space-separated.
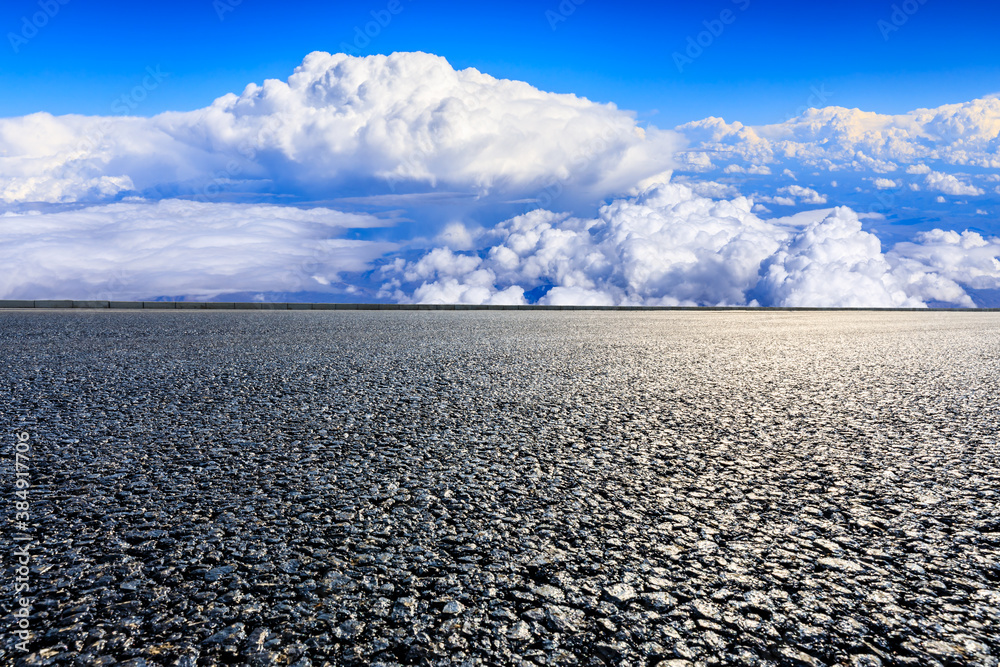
xmin=2 ymin=300 xmax=998 ymax=313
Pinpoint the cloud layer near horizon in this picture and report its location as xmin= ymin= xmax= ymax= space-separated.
xmin=0 ymin=200 xmax=393 ymax=300
xmin=4 ymin=183 xmax=995 ymax=307
xmin=380 ymin=181 xmax=1000 ymax=308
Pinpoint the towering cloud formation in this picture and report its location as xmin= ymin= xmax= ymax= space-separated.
xmin=0 ymin=52 xmax=677 ymax=206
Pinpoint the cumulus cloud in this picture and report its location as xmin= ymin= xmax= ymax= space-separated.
xmin=724 ymin=163 xmax=772 ymax=175
xmin=383 ymin=184 xmax=778 ymax=306
xmin=0 ymin=52 xmax=678 ymax=208
xmin=382 ymin=180 xmax=1000 ymax=308
xmin=753 ymin=208 xmax=922 ymax=307
xmin=923 ymin=171 xmax=985 ymax=196
xmin=778 ymin=185 xmax=827 ymax=204
xmin=0 ymin=200 xmax=393 ymax=300
xmin=678 ymin=179 xmax=741 ymax=199
xmin=677 ymin=96 xmax=1000 ymax=171
xmin=755 ymin=185 xmax=827 ymax=207
xmin=673 ymin=97 xmax=999 ymax=217
xmin=888 ymin=230 xmax=1000 ymax=305
xmin=433 ymin=222 xmax=479 ymax=251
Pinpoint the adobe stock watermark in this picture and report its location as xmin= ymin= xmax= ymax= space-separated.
xmin=338 ymin=0 xmax=411 ymax=56
xmin=73 ymin=65 xmax=170 ymax=155
xmin=111 ymin=66 xmax=170 ymax=115
xmin=7 ymin=0 xmax=70 ymax=54
xmin=877 ymin=0 xmax=930 ymax=41
xmin=68 ymin=66 xmax=168 ymax=301
xmin=87 ymin=269 xmax=132 ymax=302
xmin=673 ymin=0 xmax=751 ymax=73
xmin=214 ymin=0 xmax=242 ymax=21
xmin=10 ymin=431 xmax=34 ymax=653
xmin=545 ymin=0 xmax=586 ymax=31
xmin=782 ymin=84 xmax=834 ymax=122
xmin=192 ymin=114 xmax=283 ymax=202
xmin=384 ymin=149 xmax=428 ymax=193
xmin=524 ymin=123 xmax=625 ymax=213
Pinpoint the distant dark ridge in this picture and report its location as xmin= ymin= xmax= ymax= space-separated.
xmin=1 ymin=300 xmax=999 ymax=312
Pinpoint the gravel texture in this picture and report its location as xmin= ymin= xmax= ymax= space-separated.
xmin=1 ymin=310 xmax=999 ymax=667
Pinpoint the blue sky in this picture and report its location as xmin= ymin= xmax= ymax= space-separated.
xmin=3 ymin=0 xmax=999 ymax=126
xmin=1 ymin=1 xmax=998 ymax=307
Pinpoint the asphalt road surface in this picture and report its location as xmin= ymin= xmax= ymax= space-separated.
xmin=1 ymin=310 xmax=998 ymax=666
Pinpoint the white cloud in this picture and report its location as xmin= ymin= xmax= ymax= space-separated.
xmin=401 ymin=247 xmax=483 ymax=283
xmin=542 ymin=286 xmax=616 ymax=306
xmin=0 ymin=200 xmax=393 ymax=300
xmin=757 ymin=185 xmax=826 ymax=206
xmin=675 ymin=151 xmax=714 ymax=172
xmin=772 ymin=196 xmax=797 ymax=206
xmin=872 ymin=178 xmax=898 ymax=190
xmin=755 ymin=208 xmax=922 ymax=307
xmin=433 ymin=222 xmax=479 ymax=251
xmin=891 ymin=229 xmax=1000 ymax=287
xmin=888 ymin=230 xmax=1000 ymax=306
xmin=673 ymin=96 xmax=1000 ymax=212
xmin=923 ymin=171 xmax=985 ymax=196
xmin=388 ymin=183 xmax=780 ymax=306
xmin=778 ymin=185 xmax=827 ymax=204
xmin=384 ymin=180 xmax=999 ymax=308
xmin=412 ymin=276 xmax=526 ymax=306
xmin=0 ymin=52 xmax=679 ymax=207
xmin=677 ymin=96 xmax=1000 ymax=171
xmin=678 ymin=179 xmax=740 ymax=199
